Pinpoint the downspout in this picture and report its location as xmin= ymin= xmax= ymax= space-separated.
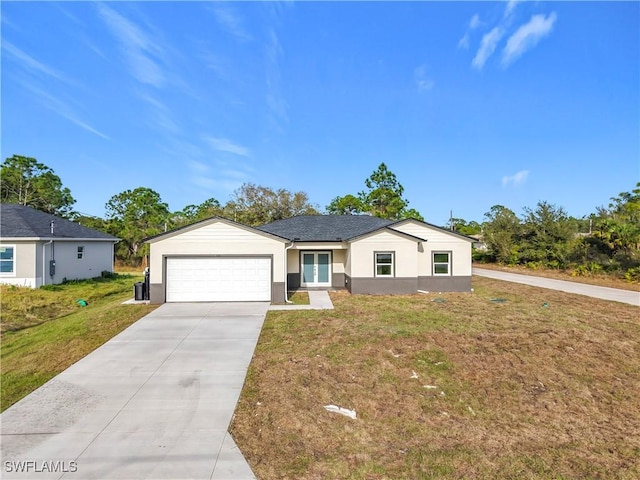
xmin=42 ymin=240 xmax=53 ymax=287
xmin=284 ymin=241 xmax=295 ymax=303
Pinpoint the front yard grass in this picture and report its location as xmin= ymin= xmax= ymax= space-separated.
xmin=1 ymin=275 xmax=156 ymax=411
xmin=230 ymin=277 xmax=640 ymax=479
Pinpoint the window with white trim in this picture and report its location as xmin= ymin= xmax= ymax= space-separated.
xmin=375 ymin=252 xmax=394 ymax=277
xmin=0 ymin=245 xmax=16 ymax=275
xmin=433 ymin=252 xmax=451 ymax=275
xmin=77 ymin=246 xmax=84 ymax=259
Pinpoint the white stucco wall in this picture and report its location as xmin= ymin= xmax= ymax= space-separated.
xmin=287 ymin=245 xmax=347 ymax=274
xmin=333 ymin=249 xmax=346 ymax=274
xmin=148 ymin=220 xmax=286 ymax=284
xmin=349 ymin=231 xmax=419 ymax=278
xmin=391 ymin=221 xmax=473 ymax=276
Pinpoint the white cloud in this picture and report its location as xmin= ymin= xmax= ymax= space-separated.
xmin=502 ymin=12 xmax=557 ymax=66
xmin=2 ymin=41 xmax=69 ymax=83
xmin=23 ymin=83 xmax=109 ymax=140
xmin=187 ymin=156 xmax=253 ymax=194
xmin=458 ymin=14 xmax=481 ymax=50
xmin=504 ymin=0 xmax=521 ymax=19
xmin=469 ymin=14 xmax=481 ymax=29
xmin=414 ymin=64 xmax=435 ymax=92
xmin=210 ymin=3 xmax=251 ymax=42
xmin=465 ymin=1 xmax=556 ymax=70
xmin=458 ymin=33 xmax=470 ymax=50
xmin=502 ymin=170 xmax=530 ymax=187
xmin=203 ymin=136 xmax=250 ymax=157
xmin=188 ymin=160 xmax=210 ymax=175
xmin=472 ymin=27 xmax=504 ymax=70
xmin=265 ymin=27 xmax=289 ymax=131
xmin=97 ymin=4 xmax=166 ymax=87
xmin=138 ymin=93 xmax=180 ymax=134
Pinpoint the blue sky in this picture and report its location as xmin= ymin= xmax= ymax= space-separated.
xmin=2 ymin=1 xmax=638 ymax=226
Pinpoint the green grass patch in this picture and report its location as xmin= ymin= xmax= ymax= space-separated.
xmin=1 ymin=275 xmax=156 ymax=411
xmin=287 ymin=291 xmax=310 ymax=305
xmin=1 ymin=274 xmax=143 ymax=333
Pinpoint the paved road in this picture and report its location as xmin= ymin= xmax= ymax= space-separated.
xmin=474 ymin=268 xmax=640 ymax=306
xmin=1 ymin=302 xmax=269 ymax=479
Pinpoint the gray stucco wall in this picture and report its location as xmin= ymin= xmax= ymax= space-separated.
xmin=149 ymin=283 xmax=165 ymax=304
xmin=418 ymin=276 xmax=473 ymax=292
xmin=346 ymin=275 xmax=418 ymax=295
xmin=345 ymin=275 xmax=473 ymax=294
xmin=287 ymin=272 xmax=346 ymax=291
xmin=287 ymin=273 xmax=301 ymax=290
xmin=272 ymin=282 xmax=285 ymax=303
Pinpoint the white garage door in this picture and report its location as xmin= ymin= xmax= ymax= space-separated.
xmin=166 ymin=257 xmax=271 ymax=302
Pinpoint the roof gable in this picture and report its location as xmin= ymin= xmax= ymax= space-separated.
xmin=391 ymin=218 xmax=477 ymax=243
xmin=0 ymin=204 xmax=118 ymax=241
xmin=348 ymin=226 xmax=426 ymax=243
xmin=257 ymin=215 xmax=393 ymax=241
xmin=144 ymin=216 xmax=289 ymax=243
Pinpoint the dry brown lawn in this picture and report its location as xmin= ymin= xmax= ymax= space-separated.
xmin=230 ymin=278 xmax=640 ymax=479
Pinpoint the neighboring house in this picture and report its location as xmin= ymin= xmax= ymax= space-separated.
xmin=469 ymin=234 xmax=487 ymax=251
xmin=145 ymin=215 xmax=475 ymax=304
xmin=0 ymin=204 xmax=119 ymax=288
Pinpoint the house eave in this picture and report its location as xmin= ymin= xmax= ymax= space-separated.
xmin=0 ymin=237 xmax=119 ymax=242
xmin=288 ymin=240 xmax=349 ymax=249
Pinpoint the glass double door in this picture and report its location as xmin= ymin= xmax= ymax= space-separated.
xmin=301 ymin=251 xmax=331 ymax=287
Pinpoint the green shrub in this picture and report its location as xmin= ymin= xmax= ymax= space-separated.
xmin=572 ymin=262 xmax=603 ymax=277
xmin=525 ymin=261 xmax=543 ymax=270
xmin=623 ymin=267 xmax=640 ymax=283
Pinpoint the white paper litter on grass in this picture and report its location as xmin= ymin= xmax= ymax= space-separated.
xmin=410 ymin=371 xmax=419 ymax=379
xmin=324 ymin=404 xmax=357 ymax=419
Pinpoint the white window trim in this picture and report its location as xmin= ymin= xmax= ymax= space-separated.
xmin=77 ymin=246 xmax=84 ymax=260
xmin=375 ymin=251 xmax=395 ymax=277
xmin=0 ymin=244 xmax=16 ymax=276
xmin=433 ymin=251 xmax=452 ymax=276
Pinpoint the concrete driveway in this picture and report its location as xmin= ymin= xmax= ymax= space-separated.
xmin=474 ymin=268 xmax=640 ymax=306
xmin=1 ymin=302 xmax=269 ymax=480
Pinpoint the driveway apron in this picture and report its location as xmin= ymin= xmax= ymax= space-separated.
xmin=1 ymin=302 xmax=269 ymax=480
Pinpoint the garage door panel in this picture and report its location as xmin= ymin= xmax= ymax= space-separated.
xmin=166 ymin=257 xmax=271 ymax=302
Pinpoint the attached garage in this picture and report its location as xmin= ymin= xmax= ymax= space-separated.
xmin=145 ymin=217 xmax=288 ymax=304
xmin=165 ymin=256 xmax=271 ymax=302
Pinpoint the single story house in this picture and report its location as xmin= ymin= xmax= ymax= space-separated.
xmin=145 ymin=215 xmax=475 ymax=304
xmin=0 ymin=204 xmax=119 ymax=288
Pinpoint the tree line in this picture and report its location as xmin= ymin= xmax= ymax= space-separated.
xmin=476 ymin=187 xmax=640 ymax=281
xmin=1 ymin=156 xmax=417 ymax=265
xmin=2 ymin=155 xmax=638 ymax=280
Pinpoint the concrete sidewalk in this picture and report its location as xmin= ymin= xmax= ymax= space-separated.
xmin=269 ymin=290 xmax=334 ymax=310
xmin=1 ymin=302 xmax=269 ymax=479
xmin=474 ymin=268 xmax=640 ymax=306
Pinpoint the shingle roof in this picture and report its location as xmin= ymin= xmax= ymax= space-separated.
xmin=257 ymin=215 xmax=394 ymax=241
xmin=0 ymin=204 xmax=118 ymax=240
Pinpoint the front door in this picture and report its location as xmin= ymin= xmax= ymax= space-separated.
xmin=301 ymin=252 xmax=331 ymax=287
